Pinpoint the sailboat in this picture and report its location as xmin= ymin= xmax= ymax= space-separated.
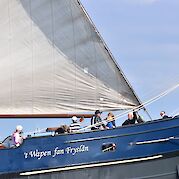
xmin=0 ymin=0 xmax=178 ymax=178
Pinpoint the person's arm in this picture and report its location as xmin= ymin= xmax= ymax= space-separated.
xmin=137 ymin=115 xmax=145 ymax=123
xmin=78 ymin=123 xmax=81 ymax=130
xmin=91 ymin=116 xmax=94 ymax=125
xmin=122 ymin=119 xmax=129 ymax=126
xmin=133 ymin=111 xmax=138 ymax=120
xmin=112 ymin=120 xmax=116 ymax=127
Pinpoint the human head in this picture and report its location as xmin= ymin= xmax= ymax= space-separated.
xmin=16 ymin=125 xmax=23 ymax=132
xmin=128 ymin=112 xmax=133 ymax=120
xmin=108 ymin=112 xmax=114 ymax=120
xmin=72 ymin=116 xmax=78 ymax=123
xmin=95 ymin=110 xmax=101 ymax=117
xmin=79 ymin=116 xmax=84 ymax=123
xmin=108 ymin=112 xmax=114 ymax=117
xmin=160 ymin=111 xmax=165 ymax=117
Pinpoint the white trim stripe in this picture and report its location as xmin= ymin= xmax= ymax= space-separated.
xmin=134 ymin=137 xmax=174 ymax=145
xmin=20 ymin=155 xmax=163 ymax=176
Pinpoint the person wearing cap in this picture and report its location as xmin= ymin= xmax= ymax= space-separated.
xmin=70 ymin=116 xmax=81 ymax=133
xmin=11 ymin=125 xmax=24 ymax=147
xmin=91 ymin=110 xmax=106 ymax=130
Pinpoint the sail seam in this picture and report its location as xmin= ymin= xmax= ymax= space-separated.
xmin=50 ymin=0 xmax=56 ymax=113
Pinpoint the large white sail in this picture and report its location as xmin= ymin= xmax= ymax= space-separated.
xmin=0 ymin=0 xmax=140 ymax=114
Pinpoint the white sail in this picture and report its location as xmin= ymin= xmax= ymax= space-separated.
xmin=0 ymin=0 xmax=140 ymax=114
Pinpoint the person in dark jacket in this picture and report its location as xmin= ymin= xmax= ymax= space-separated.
xmin=122 ymin=112 xmax=134 ymax=126
xmin=133 ymin=111 xmax=144 ymax=123
xmin=91 ymin=110 xmax=106 ymax=130
xmin=122 ymin=111 xmax=144 ymax=126
xmin=55 ymin=125 xmax=70 ymax=134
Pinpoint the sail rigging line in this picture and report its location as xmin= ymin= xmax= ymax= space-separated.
xmin=50 ymin=0 xmax=57 ymax=112
xmin=172 ymin=113 xmax=179 ymax=118
xmin=29 ymin=0 xmax=35 ymax=114
xmin=8 ymin=0 xmax=13 ymax=112
xmin=80 ymin=84 xmax=179 ymax=131
xmin=70 ymin=0 xmax=77 ymax=112
xmin=170 ymin=107 xmax=179 ymax=117
xmin=89 ymin=5 xmax=99 ymax=111
xmin=108 ymin=83 xmax=179 ymax=122
xmin=111 ymin=83 xmax=179 ymax=119
xmin=23 ymin=128 xmax=47 ymax=136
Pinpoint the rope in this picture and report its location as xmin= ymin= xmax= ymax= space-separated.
xmin=80 ymin=84 xmax=179 ymax=131
xmin=115 ymin=83 xmax=179 ymax=120
xmin=171 ymin=107 xmax=179 ymax=117
xmin=24 ymin=128 xmax=47 ymax=136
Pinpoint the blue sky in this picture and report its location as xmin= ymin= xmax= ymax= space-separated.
xmin=81 ymin=0 xmax=179 ymax=117
xmin=0 ymin=0 xmax=179 ymax=140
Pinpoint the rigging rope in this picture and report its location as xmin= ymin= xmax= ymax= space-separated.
xmin=23 ymin=84 xmax=179 ymax=134
xmin=115 ymin=83 xmax=179 ymax=119
xmin=170 ymin=107 xmax=179 ymax=117
xmin=24 ymin=128 xmax=47 ymax=136
xmin=80 ymin=84 xmax=179 ymax=131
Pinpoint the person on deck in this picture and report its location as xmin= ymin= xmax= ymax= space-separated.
xmin=55 ymin=125 xmax=70 ymax=134
xmin=11 ymin=125 xmax=24 ymax=147
xmin=91 ymin=110 xmax=106 ymax=130
xmin=122 ymin=111 xmax=144 ymax=126
xmin=70 ymin=116 xmax=81 ymax=133
xmin=122 ymin=112 xmax=134 ymax=126
xmin=106 ymin=112 xmax=116 ymax=129
xmin=133 ymin=111 xmax=144 ymax=123
xmin=160 ymin=111 xmax=169 ymax=119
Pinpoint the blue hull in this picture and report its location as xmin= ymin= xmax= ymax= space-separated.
xmin=0 ymin=117 xmax=179 ymax=175
xmin=2 ymin=154 xmax=179 ymax=179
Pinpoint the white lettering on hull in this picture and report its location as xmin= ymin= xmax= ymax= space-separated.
xmin=23 ymin=145 xmax=89 ymax=160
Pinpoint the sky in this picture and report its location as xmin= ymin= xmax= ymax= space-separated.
xmin=81 ymin=0 xmax=179 ymax=117
xmin=0 ymin=0 xmax=179 ymax=140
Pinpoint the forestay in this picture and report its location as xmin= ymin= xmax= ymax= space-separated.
xmin=0 ymin=0 xmax=140 ymax=114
